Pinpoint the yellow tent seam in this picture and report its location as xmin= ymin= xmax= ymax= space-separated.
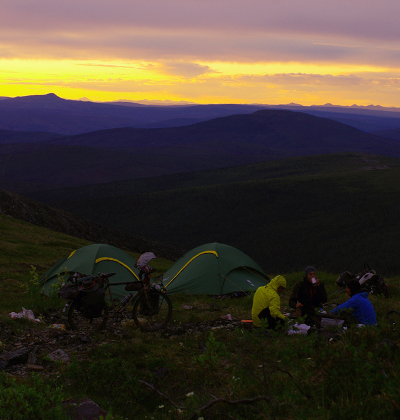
xmin=67 ymin=250 xmax=76 ymax=259
xmin=164 ymin=251 xmax=218 ymax=288
xmin=95 ymin=257 xmax=139 ymax=280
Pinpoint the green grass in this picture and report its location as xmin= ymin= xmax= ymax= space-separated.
xmin=0 ymin=214 xmax=170 ymax=313
xmin=0 ymin=214 xmax=87 ymax=312
xmin=1 ymin=213 xmax=400 ymax=420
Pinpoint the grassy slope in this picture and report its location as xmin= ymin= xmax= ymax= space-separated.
xmin=0 ymin=214 xmax=90 ymax=312
xmin=0 ymin=214 xmax=171 ymax=313
xmin=1 ymin=213 xmax=400 ymax=420
xmin=31 ymin=153 xmax=400 ymax=276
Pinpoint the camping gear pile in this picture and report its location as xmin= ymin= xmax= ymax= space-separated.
xmin=335 ymin=264 xmax=388 ymax=296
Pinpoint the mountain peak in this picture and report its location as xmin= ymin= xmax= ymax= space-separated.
xmin=4 ymin=92 xmax=65 ymax=104
xmin=0 ymin=93 xmax=68 ymax=111
xmin=27 ymin=93 xmax=64 ymax=102
xmin=45 ymin=93 xmax=60 ymax=98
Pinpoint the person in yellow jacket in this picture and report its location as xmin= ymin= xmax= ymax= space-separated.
xmin=252 ymin=275 xmax=287 ymax=329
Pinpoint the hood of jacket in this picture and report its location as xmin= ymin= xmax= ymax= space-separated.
xmin=268 ymin=275 xmax=287 ymax=292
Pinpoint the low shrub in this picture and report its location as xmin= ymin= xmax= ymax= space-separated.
xmin=0 ymin=373 xmax=67 ymax=420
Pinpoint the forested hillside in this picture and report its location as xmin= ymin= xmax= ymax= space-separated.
xmin=30 ymin=153 xmax=400 ymax=276
xmin=0 ymin=189 xmax=183 ymax=261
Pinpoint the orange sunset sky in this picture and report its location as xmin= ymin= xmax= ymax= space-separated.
xmin=1 ymin=0 xmax=400 ymax=107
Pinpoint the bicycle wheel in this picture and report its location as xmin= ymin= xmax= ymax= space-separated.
xmin=386 ymin=310 xmax=400 ymax=332
xmin=67 ymin=300 xmax=108 ymax=332
xmin=132 ymin=290 xmax=172 ymax=332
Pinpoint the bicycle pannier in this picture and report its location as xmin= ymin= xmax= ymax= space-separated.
xmin=77 ymin=277 xmax=106 ymax=318
xmin=149 ymin=291 xmax=160 ymax=312
xmin=138 ymin=291 xmax=160 ymax=315
xmin=78 ymin=288 xmax=106 ymax=318
xmin=58 ymin=283 xmax=80 ymax=300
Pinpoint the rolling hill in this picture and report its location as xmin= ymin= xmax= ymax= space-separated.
xmin=372 ymin=127 xmax=400 ymax=141
xmin=1 ymin=93 xmax=400 ymax=135
xmin=269 ymin=104 xmax=400 ymax=133
xmin=48 ymin=110 xmax=400 ymax=154
xmin=0 ymin=130 xmax=64 ymax=143
xmin=1 ymin=110 xmax=400 ymax=193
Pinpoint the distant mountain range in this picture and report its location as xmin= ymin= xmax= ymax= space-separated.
xmin=0 ymin=93 xmax=270 ymax=135
xmin=2 ymin=93 xmax=400 ymax=275
xmin=1 ymin=93 xmax=400 ymax=135
xmin=1 ymin=109 xmax=400 ymax=193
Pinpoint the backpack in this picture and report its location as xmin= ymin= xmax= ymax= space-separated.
xmin=336 ymin=264 xmax=388 ymax=296
xmin=336 ymin=271 xmax=356 ymax=288
xmin=58 ymin=273 xmax=107 ymax=318
xmin=77 ymin=286 xmax=106 ymax=319
xmin=358 ymin=271 xmax=388 ymax=296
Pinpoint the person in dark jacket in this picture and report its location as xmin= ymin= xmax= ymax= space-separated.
xmin=289 ymin=266 xmax=328 ymax=325
xmin=331 ymin=279 xmax=377 ymax=325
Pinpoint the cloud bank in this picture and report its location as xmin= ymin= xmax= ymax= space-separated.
xmin=1 ymin=0 xmax=399 ymax=105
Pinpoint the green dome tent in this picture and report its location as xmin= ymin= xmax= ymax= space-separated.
xmin=162 ymin=243 xmax=270 ymax=295
xmin=39 ymin=244 xmax=140 ymax=300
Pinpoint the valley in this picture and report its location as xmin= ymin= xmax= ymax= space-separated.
xmin=1 ymin=94 xmax=400 ymax=420
xmin=2 ymin=94 xmax=400 ymax=276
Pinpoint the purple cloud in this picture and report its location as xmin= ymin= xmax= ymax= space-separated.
xmin=1 ymin=0 xmax=399 ymax=65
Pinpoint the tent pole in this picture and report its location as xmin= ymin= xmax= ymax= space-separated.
xmin=243 ymin=266 xmax=270 ymax=281
xmin=218 ymin=272 xmax=247 ymax=294
xmin=218 ymin=267 xmax=269 ymax=295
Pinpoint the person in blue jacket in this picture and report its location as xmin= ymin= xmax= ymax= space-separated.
xmin=331 ymin=279 xmax=377 ymax=325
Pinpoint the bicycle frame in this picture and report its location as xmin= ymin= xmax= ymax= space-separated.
xmin=105 ymin=279 xmax=143 ymax=312
xmin=65 ymin=271 xmax=172 ymax=332
xmin=102 ymin=273 xmax=172 ymax=331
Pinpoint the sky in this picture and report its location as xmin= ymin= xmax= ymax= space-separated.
xmin=1 ymin=0 xmax=400 ymax=106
